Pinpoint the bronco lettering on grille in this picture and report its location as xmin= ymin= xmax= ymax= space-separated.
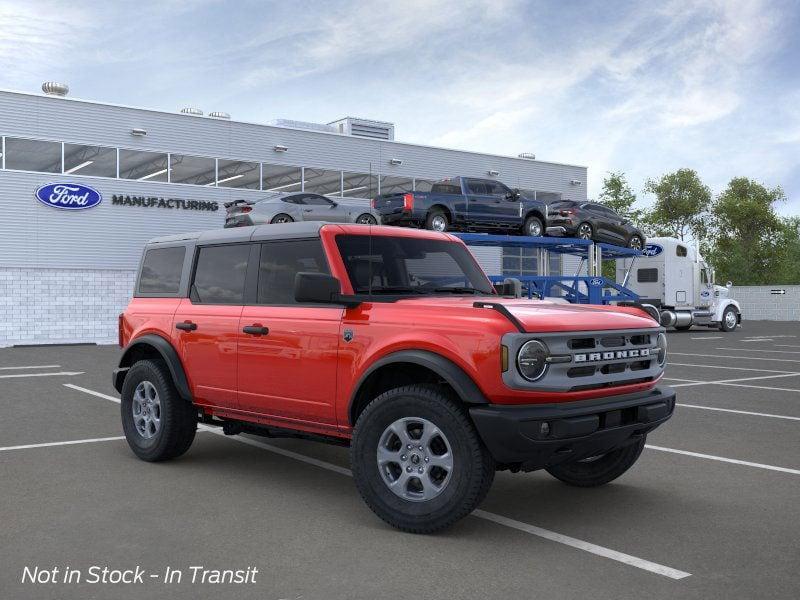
xmin=574 ymin=348 xmax=651 ymax=363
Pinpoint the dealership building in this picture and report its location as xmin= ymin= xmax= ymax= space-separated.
xmin=0 ymin=85 xmax=588 ymax=346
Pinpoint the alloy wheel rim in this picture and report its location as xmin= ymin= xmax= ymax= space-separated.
xmin=275 ymin=216 xmax=290 ymax=223
xmin=357 ymin=215 xmax=376 ymax=224
xmin=377 ymin=417 xmax=453 ymax=502
xmin=527 ymin=221 xmax=542 ymax=236
xmin=629 ymin=237 xmax=642 ymax=250
xmin=431 ymin=215 xmax=447 ymax=231
xmin=132 ymin=381 xmax=161 ymax=439
xmin=725 ymin=311 xmax=737 ymax=328
xmin=578 ymin=224 xmax=592 ymax=239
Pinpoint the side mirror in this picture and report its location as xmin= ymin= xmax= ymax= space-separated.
xmin=295 ymin=272 xmax=362 ymax=307
xmin=295 ymin=272 xmax=341 ymax=303
xmin=329 ymin=201 xmax=338 ymax=208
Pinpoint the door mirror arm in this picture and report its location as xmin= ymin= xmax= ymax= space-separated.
xmin=295 ymin=272 xmax=361 ymax=307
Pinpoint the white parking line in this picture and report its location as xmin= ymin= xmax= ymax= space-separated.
xmin=675 ymin=403 xmax=800 ymax=422
xmin=668 ymin=363 xmax=797 ymax=374
xmin=61 ymin=384 xmax=691 ymax=580
xmin=0 ymin=364 xmax=61 ymax=371
xmin=0 ymin=436 xmax=125 ymax=453
xmin=0 ymin=371 xmax=84 ymax=379
xmin=775 ymin=344 xmax=800 ymax=349
xmin=690 ymin=336 xmax=723 ymax=340
xmin=646 ymin=445 xmax=800 ymax=475
xmin=717 ymin=347 xmax=800 ymax=354
xmin=473 ymin=510 xmax=691 ymax=580
xmin=740 ymin=339 xmax=773 ymax=342
xmin=670 ymin=352 xmax=800 ymax=364
xmin=665 ymin=373 xmax=800 ymax=388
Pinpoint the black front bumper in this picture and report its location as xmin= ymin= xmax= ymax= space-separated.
xmin=469 ymin=387 xmax=675 ymax=471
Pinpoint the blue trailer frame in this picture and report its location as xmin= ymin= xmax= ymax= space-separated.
xmin=454 ymin=233 xmax=642 ymax=305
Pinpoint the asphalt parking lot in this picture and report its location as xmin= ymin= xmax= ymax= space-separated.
xmin=1 ymin=321 xmax=799 ymax=600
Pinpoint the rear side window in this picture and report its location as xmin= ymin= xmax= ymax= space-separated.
xmin=192 ymin=245 xmax=250 ymax=304
xmin=258 ymin=239 xmax=329 ymax=304
xmin=637 ymin=268 xmax=659 ymax=283
xmin=430 ymin=181 xmax=462 ymax=194
xmin=138 ymin=247 xmax=185 ymax=295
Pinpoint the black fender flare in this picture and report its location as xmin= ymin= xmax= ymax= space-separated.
xmin=113 ymin=334 xmax=193 ymax=401
xmin=349 ymin=349 xmax=488 ymax=423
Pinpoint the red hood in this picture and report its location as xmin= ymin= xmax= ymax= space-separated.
xmin=395 ymin=296 xmax=658 ymax=332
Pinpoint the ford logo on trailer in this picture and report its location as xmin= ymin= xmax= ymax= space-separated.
xmin=35 ymin=183 xmax=103 ymax=210
xmin=588 ymin=277 xmax=603 ymax=287
xmin=642 ymin=244 xmax=663 ymax=257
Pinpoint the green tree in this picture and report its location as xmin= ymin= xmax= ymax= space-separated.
xmin=705 ymin=177 xmax=789 ymax=285
xmin=642 ymin=169 xmax=711 ymax=241
xmin=598 ymin=171 xmax=641 ymax=222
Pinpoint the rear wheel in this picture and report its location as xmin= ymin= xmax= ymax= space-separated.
xmin=121 ymin=359 xmax=197 ymax=462
xmin=523 ymin=215 xmax=544 ymax=237
xmin=351 ymin=385 xmax=494 ymax=533
xmin=576 ymin=222 xmax=593 ymax=240
xmin=546 ymin=436 xmax=645 ymax=487
xmin=628 ymin=235 xmax=644 ymax=250
xmin=720 ymin=306 xmax=738 ymax=332
xmin=270 ymin=213 xmax=293 ymax=224
xmin=356 ymin=213 xmax=378 ymax=225
xmin=425 ymin=209 xmax=449 ymax=232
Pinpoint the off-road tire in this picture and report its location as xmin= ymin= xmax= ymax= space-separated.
xmin=719 ymin=306 xmax=738 ymax=332
xmin=424 ymin=209 xmax=449 ymax=232
xmin=121 ymin=359 xmax=197 ymax=462
xmin=523 ymin=215 xmax=544 ymax=237
xmin=270 ymin=213 xmax=294 ymax=224
xmin=545 ymin=436 xmax=646 ymax=487
xmin=351 ymin=385 xmax=494 ymax=533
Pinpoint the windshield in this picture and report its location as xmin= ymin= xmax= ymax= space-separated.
xmin=335 ymin=235 xmax=494 ymax=296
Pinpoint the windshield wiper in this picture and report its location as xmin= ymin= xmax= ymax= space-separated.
xmin=355 ymin=286 xmax=428 ymax=295
xmin=430 ymin=286 xmax=484 ymax=294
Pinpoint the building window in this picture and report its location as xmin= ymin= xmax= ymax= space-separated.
xmin=119 ymin=149 xmax=169 ymax=182
xmin=63 ymin=143 xmax=117 ymax=177
xmin=304 ymin=167 xmax=342 ymax=196
xmin=262 ymin=163 xmax=302 ymax=193
xmin=217 ymin=159 xmax=260 ymax=189
xmin=4 ymin=137 xmax=61 ymax=173
xmin=379 ymin=175 xmax=413 ymax=195
xmin=170 ymin=154 xmax=216 ymax=186
xmin=342 ymin=171 xmax=378 ymax=199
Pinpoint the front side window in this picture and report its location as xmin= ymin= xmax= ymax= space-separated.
xmin=485 ymin=181 xmax=511 ymax=197
xmin=192 ymin=244 xmax=250 ymax=304
xmin=138 ymin=246 xmax=186 ymax=295
xmin=466 ymin=180 xmax=489 ymax=195
xmin=677 ymin=245 xmax=688 ymax=257
xmin=335 ymin=235 xmax=493 ymax=296
xmin=4 ymin=138 xmax=61 ymax=173
xmin=258 ymin=239 xmax=329 ymax=304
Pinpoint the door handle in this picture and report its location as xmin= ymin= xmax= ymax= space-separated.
xmin=242 ymin=325 xmax=269 ymax=335
xmin=303 ymin=209 xmax=314 ymax=212
xmin=175 ymin=321 xmax=197 ymax=332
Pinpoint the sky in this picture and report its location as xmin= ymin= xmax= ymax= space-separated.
xmin=1 ymin=0 xmax=799 ymax=213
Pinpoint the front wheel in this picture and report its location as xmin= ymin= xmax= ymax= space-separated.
xmin=351 ymin=385 xmax=494 ymax=533
xmin=628 ymin=235 xmax=644 ymax=250
xmin=545 ymin=436 xmax=645 ymax=487
xmin=719 ymin=306 xmax=739 ymax=332
xmin=121 ymin=359 xmax=197 ymax=462
xmin=355 ymin=213 xmax=378 ymax=225
xmin=576 ymin=222 xmax=593 ymax=240
xmin=523 ymin=215 xmax=544 ymax=237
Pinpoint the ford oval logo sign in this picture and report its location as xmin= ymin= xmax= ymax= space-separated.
xmin=642 ymin=244 xmax=663 ymax=257
xmin=588 ymin=277 xmax=603 ymax=287
xmin=35 ymin=183 xmax=102 ymax=210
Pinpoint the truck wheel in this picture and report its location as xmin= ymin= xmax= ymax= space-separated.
xmin=121 ymin=359 xmax=197 ymax=462
xmin=523 ymin=215 xmax=544 ymax=237
xmin=425 ymin=210 xmax=449 ymax=232
xmin=545 ymin=436 xmax=645 ymax=487
xmin=351 ymin=385 xmax=494 ymax=533
xmin=719 ymin=306 xmax=738 ymax=332
xmin=270 ymin=213 xmax=294 ymax=224
xmin=577 ymin=222 xmax=593 ymax=240
xmin=628 ymin=235 xmax=644 ymax=250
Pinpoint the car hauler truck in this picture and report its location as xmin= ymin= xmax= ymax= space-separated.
xmin=616 ymin=236 xmax=741 ymax=332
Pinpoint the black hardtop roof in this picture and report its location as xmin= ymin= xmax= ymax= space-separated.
xmin=145 ymin=221 xmax=327 ymax=246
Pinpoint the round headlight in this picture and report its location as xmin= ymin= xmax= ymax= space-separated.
xmin=656 ymin=332 xmax=668 ymax=366
xmin=517 ymin=340 xmax=549 ymax=381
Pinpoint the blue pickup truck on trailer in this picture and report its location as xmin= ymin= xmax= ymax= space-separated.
xmin=372 ymin=176 xmax=549 ymax=236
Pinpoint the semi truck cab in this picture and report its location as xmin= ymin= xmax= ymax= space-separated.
xmin=616 ymin=236 xmax=741 ymax=332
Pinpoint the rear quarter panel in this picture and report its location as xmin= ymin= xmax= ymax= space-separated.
xmin=121 ymin=297 xmax=182 ymax=348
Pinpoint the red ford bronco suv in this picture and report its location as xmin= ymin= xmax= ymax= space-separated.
xmin=114 ymin=222 xmax=674 ymax=533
